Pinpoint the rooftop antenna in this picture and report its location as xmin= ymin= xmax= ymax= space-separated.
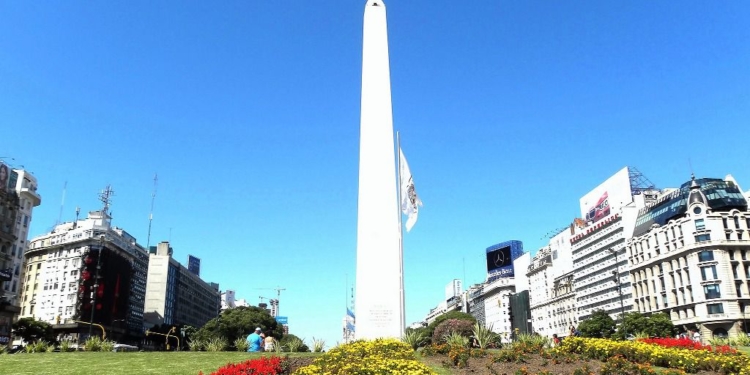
xmin=99 ymin=185 xmax=114 ymax=228
xmin=146 ymin=173 xmax=158 ymax=249
xmin=56 ymin=181 xmax=67 ymax=226
xmin=73 ymin=206 xmax=80 ymax=229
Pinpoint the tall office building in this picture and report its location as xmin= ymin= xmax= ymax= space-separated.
xmin=355 ymin=0 xmax=403 ymax=339
xmin=143 ymin=242 xmax=219 ymax=329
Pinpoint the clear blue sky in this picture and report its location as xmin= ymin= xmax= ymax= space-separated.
xmin=1 ymin=1 xmax=748 ymax=348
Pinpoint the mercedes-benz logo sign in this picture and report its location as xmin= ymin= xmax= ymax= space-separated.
xmin=494 ymin=251 xmax=505 ymax=267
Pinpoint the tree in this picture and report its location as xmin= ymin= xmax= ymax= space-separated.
xmin=424 ymin=311 xmax=476 ymax=344
xmin=578 ymin=310 xmax=615 ymax=338
xmin=195 ymin=306 xmax=284 ymax=347
xmin=12 ymin=318 xmax=55 ymax=344
xmin=647 ymin=312 xmax=675 ymax=338
xmin=432 ymin=319 xmax=474 ymax=344
xmin=613 ymin=312 xmax=675 ymax=340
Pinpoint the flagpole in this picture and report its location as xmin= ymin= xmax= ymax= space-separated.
xmin=396 ymin=131 xmax=405 ymax=335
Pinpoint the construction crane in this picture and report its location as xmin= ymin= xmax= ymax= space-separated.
xmin=254 ymin=286 xmax=286 ymax=316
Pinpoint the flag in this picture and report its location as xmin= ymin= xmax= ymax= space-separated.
xmin=399 ymin=148 xmax=423 ymax=232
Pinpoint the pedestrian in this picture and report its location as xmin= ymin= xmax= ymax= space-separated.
xmin=247 ymin=327 xmax=263 ymax=352
xmin=693 ymin=330 xmax=701 ymax=343
xmin=553 ymin=334 xmax=561 ymax=346
xmin=264 ymin=334 xmax=275 ymax=352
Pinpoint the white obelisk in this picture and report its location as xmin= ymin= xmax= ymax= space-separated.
xmin=355 ymin=0 xmax=403 ymax=340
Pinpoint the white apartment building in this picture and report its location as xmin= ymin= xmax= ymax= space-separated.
xmin=2 ymin=168 xmax=41 ymax=308
xmin=571 ymin=167 xmax=659 ymax=322
xmin=628 ymin=175 xmax=750 ymax=340
xmin=527 ymin=225 xmax=576 ymax=338
xmin=21 ymin=209 xmax=149 ymax=341
xmin=445 ymin=279 xmax=462 ymax=301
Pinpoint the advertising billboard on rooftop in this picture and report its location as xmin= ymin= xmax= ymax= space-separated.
xmin=486 ymin=240 xmax=524 ymax=280
xmin=579 ymin=167 xmax=633 ymax=224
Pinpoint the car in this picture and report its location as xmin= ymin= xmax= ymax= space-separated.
xmin=113 ymin=343 xmax=139 ymax=352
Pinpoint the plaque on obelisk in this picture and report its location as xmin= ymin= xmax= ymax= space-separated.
xmin=355 ymin=0 xmax=404 ymax=340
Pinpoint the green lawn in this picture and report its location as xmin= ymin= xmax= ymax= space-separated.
xmin=0 ymin=352 xmax=317 ymax=375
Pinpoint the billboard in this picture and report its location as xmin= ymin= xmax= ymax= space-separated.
xmin=275 ymin=316 xmax=288 ymax=324
xmin=486 ymin=240 xmax=524 ymax=279
xmin=579 ymin=167 xmax=633 ymax=224
xmin=188 ymin=255 xmax=201 ymax=277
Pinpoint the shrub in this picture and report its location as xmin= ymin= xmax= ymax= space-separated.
xmin=402 ymin=329 xmax=427 ymax=350
xmin=188 ymin=339 xmax=205 ymax=351
xmin=444 ymin=331 xmax=469 ymax=348
xmin=472 ymin=322 xmax=498 ymax=349
xmin=100 ymin=340 xmax=115 ymax=352
xmin=59 ymin=340 xmax=73 ymax=352
xmin=84 ymin=337 xmax=103 ymax=352
xmin=432 ymin=319 xmax=474 ymax=344
xmin=205 ymin=337 xmax=228 ymax=352
xmin=311 ymin=337 xmax=325 ymax=353
xmin=284 ymin=336 xmax=306 ymax=352
xmin=233 ymin=337 xmax=249 ymax=352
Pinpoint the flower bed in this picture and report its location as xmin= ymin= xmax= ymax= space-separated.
xmin=293 ymin=338 xmax=435 ymax=375
xmin=557 ymin=337 xmax=750 ymax=375
xmin=199 ymin=357 xmax=283 ymax=375
xmin=637 ymin=337 xmax=737 ymax=354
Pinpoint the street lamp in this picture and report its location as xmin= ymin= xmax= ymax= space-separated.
xmin=608 ymin=248 xmax=626 ymax=336
xmin=89 ymin=236 xmax=104 ymax=338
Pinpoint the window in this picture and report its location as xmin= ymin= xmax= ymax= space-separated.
xmin=734 ymin=265 xmax=739 ymax=279
xmin=701 ymin=265 xmax=718 ymax=281
xmin=704 ymin=284 xmax=721 ymax=299
xmin=730 ymin=251 xmax=735 ymax=260
xmin=736 ymin=283 xmax=742 ymax=297
xmin=695 ymin=234 xmax=711 ymax=242
xmin=695 ymin=219 xmax=706 ymax=231
xmin=698 ymin=250 xmax=714 ymax=262
xmin=707 ymin=303 xmax=724 ymax=314
xmin=735 ymin=216 xmax=741 ymax=229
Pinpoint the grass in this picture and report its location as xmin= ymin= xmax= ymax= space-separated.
xmin=738 ymin=346 xmax=750 ymax=357
xmin=0 ymin=351 xmax=317 ymax=375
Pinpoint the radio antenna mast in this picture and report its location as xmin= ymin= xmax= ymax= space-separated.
xmin=146 ymin=173 xmax=158 ymax=249
xmin=56 ymin=181 xmax=67 ymax=226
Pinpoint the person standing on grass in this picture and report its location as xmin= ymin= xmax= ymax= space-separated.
xmin=247 ymin=327 xmax=263 ymax=352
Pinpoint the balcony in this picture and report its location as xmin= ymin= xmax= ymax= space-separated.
xmin=20 ymin=187 xmax=41 ymax=206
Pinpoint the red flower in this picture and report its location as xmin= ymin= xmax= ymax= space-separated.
xmin=206 ymin=356 xmax=283 ymax=375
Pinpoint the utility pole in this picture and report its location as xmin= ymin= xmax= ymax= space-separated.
xmin=609 ymin=248 xmax=626 ymax=337
xmin=89 ymin=236 xmax=104 ymax=338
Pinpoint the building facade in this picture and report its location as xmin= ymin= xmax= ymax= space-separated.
xmin=527 ymin=224 xmax=576 ymax=338
xmin=628 ymin=175 xmax=750 ymax=340
xmin=143 ymin=242 xmax=219 ymax=329
xmin=0 ymin=164 xmax=42 ymax=344
xmin=21 ymin=209 xmax=148 ymax=342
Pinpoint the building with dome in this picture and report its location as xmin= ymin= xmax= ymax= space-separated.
xmin=627 ymin=175 xmax=750 ymax=340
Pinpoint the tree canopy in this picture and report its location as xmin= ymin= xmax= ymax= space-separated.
xmin=195 ymin=306 xmax=284 ymax=345
xmin=12 ymin=318 xmax=55 ymax=344
xmin=578 ymin=310 xmax=615 ymax=338
xmin=419 ymin=311 xmax=476 ymax=345
xmin=616 ymin=312 xmax=675 ymax=339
